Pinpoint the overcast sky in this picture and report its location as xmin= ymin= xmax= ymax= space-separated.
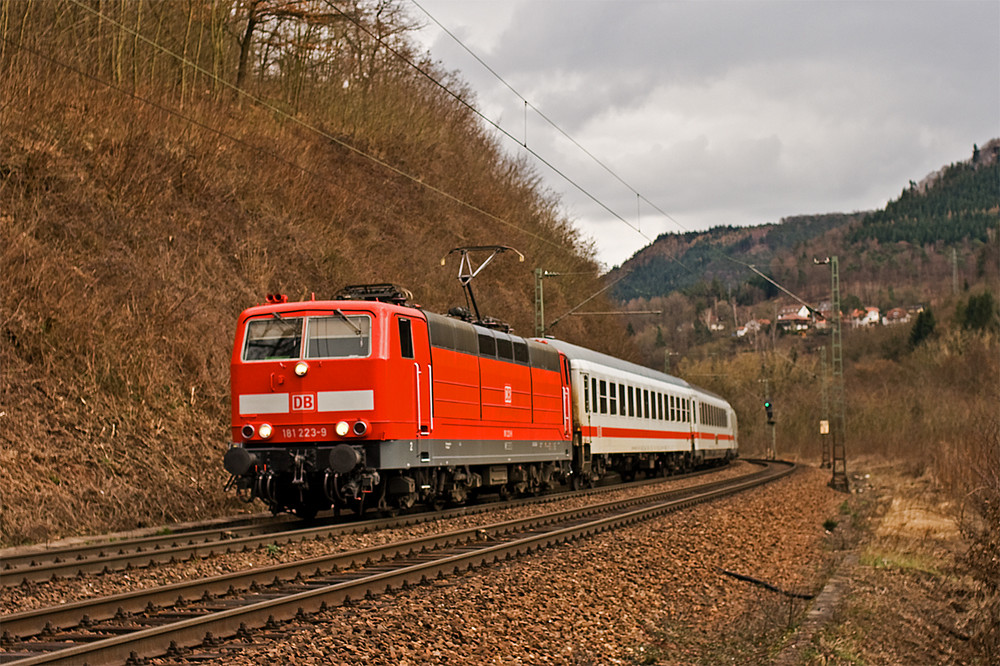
xmin=409 ymin=0 xmax=1000 ymax=270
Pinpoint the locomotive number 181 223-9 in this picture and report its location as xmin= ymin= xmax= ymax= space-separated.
xmin=280 ymin=426 xmax=329 ymax=440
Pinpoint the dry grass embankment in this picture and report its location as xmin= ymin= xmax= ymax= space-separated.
xmin=0 ymin=3 xmax=620 ymax=545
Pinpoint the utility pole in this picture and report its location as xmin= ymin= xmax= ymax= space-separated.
xmin=815 ymin=256 xmax=849 ymax=491
xmin=534 ymin=268 xmax=556 ymax=337
xmin=536 ymin=270 xmax=659 ymax=337
xmin=819 ymin=345 xmax=831 ymax=469
xmin=952 ymin=247 xmax=959 ymax=294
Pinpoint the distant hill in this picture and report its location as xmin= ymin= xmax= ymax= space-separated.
xmin=612 ymin=139 xmax=1000 ymax=305
xmin=848 ymin=141 xmax=999 ymax=246
xmin=610 ymin=213 xmax=860 ymax=303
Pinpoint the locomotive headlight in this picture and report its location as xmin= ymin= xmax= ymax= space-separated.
xmin=294 ymin=361 xmax=309 ymax=377
xmin=258 ymin=423 xmax=273 ymax=439
xmin=335 ymin=420 xmax=350 ymax=437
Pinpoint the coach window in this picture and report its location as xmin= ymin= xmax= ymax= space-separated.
xmin=618 ymin=384 xmax=626 ymax=417
xmin=599 ymin=380 xmax=607 ymax=414
xmin=397 ymin=318 xmax=414 ymax=359
xmin=609 ymin=382 xmax=618 ymax=415
xmin=642 ymin=389 xmax=648 ymax=419
xmin=628 ymin=386 xmax=635 ymax=417
xmin=583 ymin=374 xmax=591 ymax=413
xmin=669 ymin=395 xmax=675 ymax=421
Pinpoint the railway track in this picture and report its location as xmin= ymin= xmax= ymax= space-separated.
xmin=1 ymin=460 xmax=792 ymax=665
xmin=1 ymin=466 xmax=721 ymax=588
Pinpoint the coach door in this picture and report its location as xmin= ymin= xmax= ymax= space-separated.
xmin=689 ymin=398 xmax=698 ymax=457
xmin=398 ymin=315 xmax=432 ymax=437
xmin=560 ymin=355 xmax=572 ymax=438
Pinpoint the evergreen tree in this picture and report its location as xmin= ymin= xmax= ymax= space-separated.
xmin=961 ymin=291 xmax=998 ymax=331
xmin=909 ymin=308 xmax=936 ymax=348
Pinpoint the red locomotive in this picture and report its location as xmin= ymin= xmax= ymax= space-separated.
xmin=224 ymin=283 xmax=738 ymax=518
xmin=224 ymin=284 xmax=572 ymax=517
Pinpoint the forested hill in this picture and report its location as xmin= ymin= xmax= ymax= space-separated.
xmin=612 ymin=139 xmax=1000 ymax=304
xmin=610 ymin=213 xmax=859 ymax=303
xmin=848 ymin=141 xmax=999 ymax=246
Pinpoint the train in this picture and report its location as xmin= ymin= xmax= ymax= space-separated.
xmin=223 ymin=283 xmax=738 ymax=518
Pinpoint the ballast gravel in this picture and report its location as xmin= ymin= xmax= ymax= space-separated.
xmin=207 ymin=466 xmax=842 ymax=665
xmin=2 ymin=463 xmax=751 ymax=613
xmin=5 ymin=464 xmax=843 ymax=665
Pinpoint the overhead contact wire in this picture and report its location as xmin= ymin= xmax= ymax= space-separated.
xmin=411 ymin=0 xmax=690 ymax=235
xmin=326 ymin=0 xmax=649 ymax=241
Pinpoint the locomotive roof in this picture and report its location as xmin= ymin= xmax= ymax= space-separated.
xmin=533 ymin=338 xmax=691 ymax=389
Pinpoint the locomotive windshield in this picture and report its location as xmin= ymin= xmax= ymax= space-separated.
xmin=305 ymin=315 xmax=370 ymax=358
xmin=243 ymin=317 xmax=304 ymax=360
xmin=242 ymin=313 xmax=371 ymax=361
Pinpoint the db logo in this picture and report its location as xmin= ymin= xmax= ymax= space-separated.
xmin=291 ymin=393 xmax=316 ymax=411
xmin=504 ymin=385 xmax=512 ymax=404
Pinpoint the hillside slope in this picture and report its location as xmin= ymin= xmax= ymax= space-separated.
xmin=0 ymin=2 xmax=623 ymax=545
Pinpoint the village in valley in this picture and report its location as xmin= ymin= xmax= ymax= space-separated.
xmin=733 ymin=302 xmax=920 ymax=338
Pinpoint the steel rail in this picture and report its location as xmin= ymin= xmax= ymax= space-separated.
xmin=0 ymin=462 xmax=767 ymax=638
xmin=1 ymin=466 xmax=721 ymax=587
xmin=2 ymin=460 xmax=792 ymax=665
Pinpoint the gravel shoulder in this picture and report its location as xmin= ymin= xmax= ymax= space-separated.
xmin=15 ymin=462 xmax=979 ymax=665
xmin=151 ymin=464 xmax=845 ymax=665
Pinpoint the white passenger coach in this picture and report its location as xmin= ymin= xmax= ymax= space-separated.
xmin=535 ymin=338 xmax=738 ymax=480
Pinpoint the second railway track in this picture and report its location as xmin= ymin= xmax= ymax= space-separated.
xmin=1 ymin=460 xmax=793 ymax=666
xmin=1 ymin=466 xmax=723 ymax=588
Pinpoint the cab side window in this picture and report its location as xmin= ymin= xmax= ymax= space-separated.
xmin=398 ymin=318 xmax=414 ymax=359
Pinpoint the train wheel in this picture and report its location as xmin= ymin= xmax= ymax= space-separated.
xmin=571 ymin=476 xmax=583 ymax=492
xmin=293 ymin=504 xmax=318 ymax=521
